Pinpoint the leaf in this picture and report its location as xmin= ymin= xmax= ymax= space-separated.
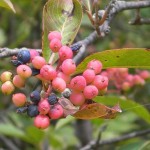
xmin=72 ymin=102 xmax=121 ymax=119
xmin=140 ymin=141 xmax=150 ymax=150
xmin=42 ymin=0 xmax=82 ymax=62
xmin=94 ymin=96 xmax=150 ymax=123
xmin=0 ymin=0 xmax=16 ymax=13
xmin=81 ymin=0 xmax=92 ymax=12
xmin=75 ymin=48 xmax=150 ymax=75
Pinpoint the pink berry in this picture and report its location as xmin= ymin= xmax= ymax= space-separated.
xmin=12 ymin=93 xmax=26 ymax=107
xmin=83 ymin=69 xmax=95 ymax=84
xmin=13 ymin=75 xmax=25 ymax=88
xmin=0 ymin=71 xmax=13 ymax=83
xmin=61 ymin=59 xmax=76 ymax=75
xmin=70 ymin=91 xmax=85 ymax=106
xmin=59 ymin=46 xmax=73 ymax=61
xmin=32 ymin=56 xmax=46 ymax=69
xmin=93 ymin=75 xmax=108 ymax=90
xmin=52 ymin=77 xmax=66 ymax=92
xmin=57 ymin=72 xmax=70 ymax=83
xmin=49 ymin=38 xmax=62 ymax=53
xmin=34 ymin=115 xmax=50 ymax=129
xmin=83 ymin=85 xmax=98 ymax=99
xmin=1 ymin=81 xmax=15 ymax=95
xmin=139 ymin=70 xmax=150 ymax=80
xmin=17 ymin=65 xmax=32 ymax=79
xmin=29 ymin=49 xmax=40 ymax=62
xmin=48 ymin=31 xmax=62 ymax=41
xmin=87 ymin=60 xmax=102 ymax=74
xmin=38 ymin=99 xmax=50 ymax=115
xmin=49 ymin=104 xmax=64 ymax=119
xmin=70 ymin=76 xmax=87 ymax=91
xmin=133 ymin=75 xmax=145 ymax=85
xmin=122 ymin=82 xmax=131 ymax=91
xmin=40 ymin=65 xmax=57 ymax=81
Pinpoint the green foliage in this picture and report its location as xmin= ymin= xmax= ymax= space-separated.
xmin=0 ymin=0 xmax=15 ymax=13
xmin=75 ymin=48 xmax=150 ymax=75
xmin=42 ymin=0 xmax=82 ymax=62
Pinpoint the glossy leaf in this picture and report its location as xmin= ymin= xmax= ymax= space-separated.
xmin=0 ymin=0 xmax=15 ymax=13
xmin=72 ymin=102 xmax=121 ymax=119
xmin=75 ymin=48 xmax=150 ymax=75
xmin=42 ymin=0 xmax=82 ymax=62
xmin=94 ymin=96 xmax=150 ymax=123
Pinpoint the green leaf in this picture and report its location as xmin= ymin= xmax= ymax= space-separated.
xmin=140 ymin=141 xmax=150 ymax=150
xmin=42 ymin=0 xmax=82 ymax=62
xmin=75 ymin=48 xmax=150 ymax=75
xmin=0 ymin=0 xmax=16 ymax=13
xmin=94 ymin=96 xmax=150 ymax=123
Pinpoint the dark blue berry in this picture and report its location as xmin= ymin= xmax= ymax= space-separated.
xmin=16 ymin=106 xmax=28 ymax=113
xmin=48 ymin=93 xmax=58 ymax=105
xmin=30 ymin=91 xmax=41 ymax=104
xmin=27 ymin=105 xmax=39 ymax=117
xmin=11 ymin=60 xmax=23 ymax=66
xmin=17 ymin=49 xmax=30 ymax=64
xmin=31 ymin=67 xmax=40 ymax=76
xmin=70 ymin=43 xmax=82 ymax=52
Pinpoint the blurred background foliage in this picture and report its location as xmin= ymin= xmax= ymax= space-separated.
xmin=0 ymin=0 xmax=150 ymax=150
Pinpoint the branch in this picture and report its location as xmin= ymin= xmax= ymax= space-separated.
xmin=80 ymin=128 xmax=150 ymax=150
xmin=130 ymin=18 xmax=150 ymax=25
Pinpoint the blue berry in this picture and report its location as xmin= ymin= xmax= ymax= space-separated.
xmin=48 ymin=93 xmax=58 ymax=105
xmin=70 ymin=43 xmax=82 ymax=52
xmin=30 ymin=91 xmax=41 ymax=104
xmin=16 ymin=106 xmax=28 ymax=113
xmin=31 ymin=67 xmax=40 ymax=76
xmin=27 ymin=105 xmax=39 ymax=117
xmin=11 ymin=60 xmax=23 ymax=66
xmin=17 ymin=49 xmax=30 ymax=64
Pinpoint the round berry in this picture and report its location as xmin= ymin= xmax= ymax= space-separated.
xmin=70 ymin=76 xmax=86 ymax=91
xmin=17 ymin=49 xmax=30 ymax=64
xmin=70 ymin=91 xmax=85 ymax=106
xmin=40 ymin=65 xmax=57 ymax=81
xmin=30 ymin=90 xmax=41 ymax=104
xmin=32 ymin=56 xmax=46 ymax=69
xmin=133 ymin=75 xmax=145 ymax=85
xmin=12 ymin=93 xmax=26 ymax=107
xmin=38 ymin=99 xmax=50 ymax=115
xmin=93 ymin=75 xmax=108 ymax=90
xmin=0 ymin=71 xmax=13 ymax=83
xmin=34 ymin=115 xmax=50 ymax=129
xmin=61 ymin=59 xmax=76 ymax=75
xmin=59 ymin=46 xmax=73 ymax=61
xmin=1 ymin=81 xmax=15 ymax=95
xmin=49 ymin=104 xmax=64 ymax=119
xmin=27 ymin=105 xmax=39 ymax=117
xmin=83 ymin=69 xmax=95 ymax=84
xmin=48 ymin=93 xmax=58 ymax=105
xmin=52 ymin=77 xmax=66 ymax=92
xmin=48 ymin=31 xmax=62 ymax=41
xmin=83 ymin=85 xmax=98 ymax=99
xmin=49 ymin=38 xmax=62 ymax=53
xmin=29 ymin=49 xmax=40 ymax=62
xmin=13 ymin=75 xmax=25 ymax=88
xmin=57 ymin=72 xmax=71 ymax=83
xmin=122 ymin=82 xmax=131 ymax=91
xmin=87 ymin=60 xmax=102 ymax=74
xmin=139 ymin=70 xmax=150 ymax=80
xmin=17 ymin=65 xmax=32 ymax=79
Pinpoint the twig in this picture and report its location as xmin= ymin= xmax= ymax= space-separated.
xmin=80 ymin=128 xmax=150 ymax=150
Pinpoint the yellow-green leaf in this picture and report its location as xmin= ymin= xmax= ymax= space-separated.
xmin=0 ymin=0 xmax=15 ymax=13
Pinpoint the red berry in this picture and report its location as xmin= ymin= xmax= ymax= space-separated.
xmin=48 ymin=31 xmax=62 ymax=41
xmin=12 ymin=93 xmax=26 ymax=107
xmin=17 ymin=65 xmax=32 ymax=79
xmin=83 ymin=69 xmax=95 ymax=84
xmin=34 ymin=115 xmax=50 ymax=129
xmin=57 ymin=72 xmax=70 ymax=83
xmin=87 ymin=60 xmax=102 ymax=74
xmin=32 ymin=56 xmax=46 ymax=69
xmin=0 ymin=71 xmax=13 ymax=83
xmin=52 ymin=77 xmax=66 ymax=92
xmin=38 ymin=99 xmax=50 ymax=115
xmin=93 ymin=75 xmax=108 ymax=90
xmin=61 ymin=59 xmax=76 ymax=75
xmin=13 ymin=75 xmax=25 ymax=88
xmin=59 ymin=46 xmax=73 ymax=61
xmin=40 ymin=65 xmax=57 ymax=81
xmin=1 ymin=81 xmax=15 ymax=95
xmin=49 ymin=104 xmax=64 ymax=119
xmin=70 ymin=91 xmax=85 ymax=106
xmin=83 ymin=85 xmax=98 ymax=99
xmin=49 ymin=38 xmax=62 ymax=53
xmin=29 ymin=49 xmax=40 ymax=62
xmin=70 ymin=76 xmax=86 ymax=91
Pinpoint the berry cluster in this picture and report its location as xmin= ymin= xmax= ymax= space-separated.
xmin=101 ymin=68 xmax=150 ymax=91
xmin=0 ymin=31 xmax=108 ymax=129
